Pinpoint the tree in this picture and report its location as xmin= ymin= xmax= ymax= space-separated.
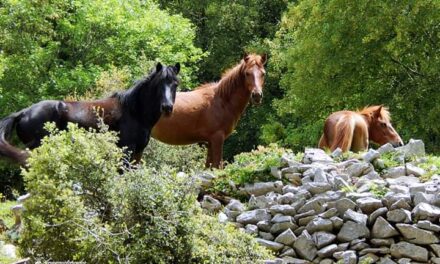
xmin=265 ymin=0 xmax=440 ymax=152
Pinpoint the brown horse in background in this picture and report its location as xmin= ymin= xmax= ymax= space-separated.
xmin=152 ymin=53 xmax=267 ymax=168
xmin=319 ymin=105 xmax=403 ymax=152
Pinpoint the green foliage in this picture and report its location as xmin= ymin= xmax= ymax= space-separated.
xmin=211 ymin=144 xmax=290 ymax=198
xmin=0 ymin=0 xmax=204 ymax=117
xmin=369 ymin=183 xmax=389 ymax=199
xmin=0 ymin=200 xmax=16 ymax=231
xmin=418 ymin=155 xmax=440 ymax=182
xmin=191 ymin=214 xmax=272 ymax=263
xmin=19 ymin=123 xmax=123 ymax=261
xmin=266 ymin=0 xmax=440 ymax=153
xmin=19 ymin=123 xmax=272 ymax=263
xmin=143 ymin=139 xmax=206 ymax=173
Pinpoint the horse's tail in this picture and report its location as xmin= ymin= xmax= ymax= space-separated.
xmin=318 ymin=133 xmax=328 ymax=149
xmin=0 ymin=112 xmax=28 ymax=165
xmin=331 ymin=115 xmax=355 ymax=152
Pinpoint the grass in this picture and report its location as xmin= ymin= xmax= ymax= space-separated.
xmin=419 ymin=155 xmax=440 ymax=182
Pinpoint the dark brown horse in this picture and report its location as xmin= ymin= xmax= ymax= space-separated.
xmin=152 ymin=53 xmax=267 ymax=168
xmin=0 ymin=63 xmax=180 ymax=166
xmin=319 ymin=105 xmax=403 ymax=152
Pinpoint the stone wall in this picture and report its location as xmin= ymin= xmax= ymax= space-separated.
xmin=202 ymin=140 xmax=440 ymax=263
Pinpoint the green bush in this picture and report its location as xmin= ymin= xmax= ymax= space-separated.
xmin=19 ymin=122 xmax=272 ymax=263
xmin=210 ymin=144 xmax=293 ymax=198
xmin=143 ymin=138 xmax=206 ymax=173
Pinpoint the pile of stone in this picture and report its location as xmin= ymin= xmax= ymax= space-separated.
xmin=201 ymin=139 xmax=440 ymax=263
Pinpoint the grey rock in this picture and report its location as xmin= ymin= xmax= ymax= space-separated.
xmin=331 ymin=148 xmax=343 ymax=158
xmin=370 ymin=238 xmax=394 ymax=247
xmin=270 ymin=204 xmax=296 ymax=216
xmin=389 ymin=198 xmax=412 ymax=211
xmin=341 ymin=250 xmax=357 ymax=264
xmin=336 ymin=242 xmax=350 ymax=251
xmin=303 ymin=148 xmax=333 ymax=164
xmin=1 ymin=244 xmax=16 ymax=259
xmin=378 ymin=143 xmax=395 ymax=154
xmin=397 ymin=258 xmax=412 ymax=264
xmin=218 ymin=212 xmax=228 ymax=223
xmin=298 ymin=197 xmax=327 ymax=214
xmin=275 ymin=229 xmax=297 ymax=246
xmin=412 ymin=202 xmax=440 ymax=220
xmin=294 ymin=210 xmax=316 ymax=222
xmin=293 ymin=230 xmax=317 ymax=261
xmin=416 ymin=220 xmax=440 ymax=232
xmin=368 ymin=207 xmax=388 ymax=225
xmin=386 ymin=209 xmax=412 ymax=223
xmin=327 ymin=198 xmax=356 ymax=217
xmin=359 ymin=247 xmax=391 ymax=255
xmin=406 ymin=163 xmax=426 ymax=177
xmin=248 ymin=194 xmax=276 ymax=210
xmin=271 ymin=166 xmax=282 ymax=179
xmin=197 ymin=172 xmax=216 ymax=187
xmin=280 ymin=247 xmax=296 ymax=258
xmin=330 ymin=216 xmax=344 ymax=230
xmin=259 ymin=231 xmax=274 ymax=241
xmin=356 ymin=197 xmax=383 ymax=214
xmin=377 ymin=257 xmax=397 ymax=264
xmin=389 ymin=185 xmax=409 ymax=194
xmin=390 ymin=241 xmax=428 ymax=262
xmin=363 ymin=149 xmax=380 ymax=163
xmin=409 ymin=183 xmax=427 ymax=195
xmin=236 ymin=209 xmax=271 ymax=225
xmin=272 ymin=214 xmax=293 ymax=223
xmin=270 ymin=221 xmax=297 ymax=235
xmin=245 ymin=224 xmax=258 ymax=235
xmin=318 ymin=208 xmax=338 ymax=219
xmin=314 ymin=168 xmax=329 ymax=183
xmin=343 ymin=209 xmax=367 ymax=225
xmin=226 ymin=199 xmax=245 ymax=212
xmin=337 ymin=221 xmax=370 ymax=242
xmin=431 ymin=244 xmax=440 ymax=257
xmin=257 ymin=220 xmax=272 ymax=232
xmin=317 ymin=244 xmax=338 ymax=258
xmin=201 ymin=195 xmax=222 ymax=212
xmin=383 ymin=192 xmax=412 ymax=208
xmin=413 ymin=192 xmax=434 ymax=206
xmin=278 ymin=192 xmax=296 ymax=204
xmin=256 ymin=238 xmax=284 ymax=252
xmin=386 ymin=176 xmax=420 ymax=187
xmin=17 ymin=193 xmax=31 ymax=202
xmin=395 ymin=139 xmax=425 ymax=158
xmin=371 ymin=216 xmax=399 ymax=238
xmin=396 ymin=223 xmax=439 ymax=244
xmin=284 ymin=173 xmax=303 ymax=186
xmin=243 ymin=181 xmax=283 ymax=196
xmin=304 ymin=182 xmax=332 ymax=195
xmin=346 ymin=162 xmax=373 ymax=177
xmin=298 ymin=215 xmax=315 ymax=226
xmin=305 ymin=217 xmax=333 ymax=234
xmin=383 ymin=166 xmax=406 ymax=178
xmin=312 ymin=231 xmax=336 ymax=249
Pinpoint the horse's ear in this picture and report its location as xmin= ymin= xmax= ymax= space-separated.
xmin=261 ymin=53 xmax=268 ymax=65
xmin=156 ymin=62 xmax=163 ymax=72
xmin=374 ymin=105 xmax=383 ymax=118
xmin=243 ymin=52 xmax=249 ymax=62
xmin=173 ymin=63 xmax=180 ymax=74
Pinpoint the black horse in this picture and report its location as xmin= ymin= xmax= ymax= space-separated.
xmin=0 ymin=62 xmax=180 ymax=165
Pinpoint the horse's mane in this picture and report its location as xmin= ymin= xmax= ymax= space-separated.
xmin=196 ymin=54 xmax=264 ymax=98
xmin=358 ymin=105 xmax=391 ymax=121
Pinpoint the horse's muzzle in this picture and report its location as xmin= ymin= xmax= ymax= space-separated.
xmin=161 ymin=104 xmax=173 ymax=116
xmin=251 ymin=92 xmax=263 ymax=105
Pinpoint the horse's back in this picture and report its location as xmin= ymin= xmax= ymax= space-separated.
xmin=321 ymin=110 xmax=368 ymax=152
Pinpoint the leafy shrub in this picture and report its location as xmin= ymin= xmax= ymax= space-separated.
xmin=191 ymin=214 xmax=272 ymax=263
xmin=143 ymin=138 xmax=206 ymax=173
xmin=19 ymin=122 xmax=272 ymax=263
xmin=210 ymin=144 xmax=291 ymax=198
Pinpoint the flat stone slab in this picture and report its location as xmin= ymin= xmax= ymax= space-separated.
xmin=396 ymin=224 xmax=439 ymax=245
xmin=391 ymin=241 xmax=428 ymax=262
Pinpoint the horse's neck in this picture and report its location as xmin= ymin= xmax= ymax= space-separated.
xmin=125 ymin=84 xmax=161 ymax=126
xmin=359 ymin=112 xmax=372 ymax=131
xmin=215 ymin=67 xmax=250 ymax=120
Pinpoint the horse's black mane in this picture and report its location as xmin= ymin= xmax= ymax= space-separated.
xmin=110 ymin=70 xmax=155 ymax=107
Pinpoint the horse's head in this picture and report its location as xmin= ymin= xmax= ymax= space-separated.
xmin=152 ymin=62 xmax=180 ymax=116
xmin=242 ymin=53 xmax=267 ymax=105
xmin=367 ymin=105 xmax=404 ymax=147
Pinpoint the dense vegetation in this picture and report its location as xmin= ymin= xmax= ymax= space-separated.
xmin=19 ymin=124 xmax=271 ymax=263
xmin=0 ymin=0 xmax=439 ymax=260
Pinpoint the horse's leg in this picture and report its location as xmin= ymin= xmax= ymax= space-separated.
xmin=352 ymin=122 xmax=369 ymax=152
xmin=209 ymin=133 xmax=225 ymax=169
xmin=205 ymin=143 xmax=213 ymax=168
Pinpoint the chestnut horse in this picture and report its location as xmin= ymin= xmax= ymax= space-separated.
xmin=0 ymin=63 xmax=180 ymax=166
xmin=319 ymin=105 xmax=403 ymax=152
xmin=152 ymin=53 xmax=267 ymax=168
